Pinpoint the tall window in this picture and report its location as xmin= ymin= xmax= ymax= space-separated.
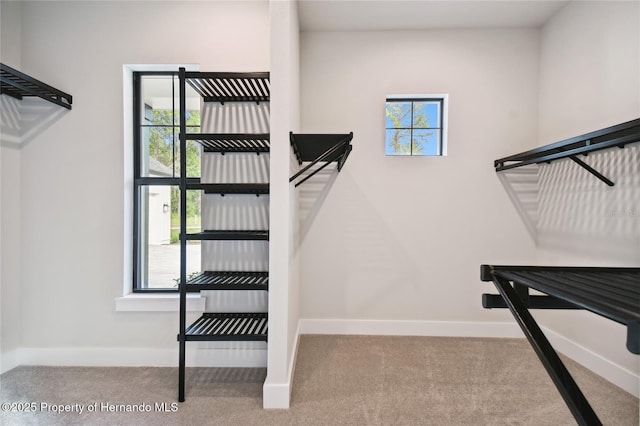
xmin=385 ymin=95 xmax=447 ymax=156
xmin=133 ymin=72 xmax=201 ymax=291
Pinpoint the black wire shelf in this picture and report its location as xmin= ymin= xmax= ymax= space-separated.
xmin=185 ymin=182 xmax=269 ymax=195
xmin=1 ymin=63 xmax=72 ymax=110
xmin=185 ymin=271 xmax=268 ymax=292
xmin=480 ymin=264 xmax=640 ymax=425
xmin=181 ymin=313 xmax=268 ymax=341
xmin=482 ymin=266 xmax=640 ymax=335
xmin=289 ymin=132 xmax=353 ymax=187
xmin=494 ymin=118 xmax=640 ymax=186
xmin=185 ymin=71 xmax=269 ymax=104
xmin=184 ymin=230 xmax=269 ymax=241
xmin=185 ymin=133 xmax=270 ymax=153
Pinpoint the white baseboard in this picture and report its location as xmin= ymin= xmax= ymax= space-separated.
xmin=299 ymin=318 xmax=523 ymax=337
xmin=3 ymin=347 xmax=266 ymax=371
xmin=263 ymin=321 xmax=301 ymax=409
xmin=542 ymin=326 xmax=639 ymax=398
xmin=4 ymin=319 xmax=636 ymax=401
xmin=262 ymin=381 xmax=291 ymax=409
xmin=1 ymin=349 xmax=21 ymax=374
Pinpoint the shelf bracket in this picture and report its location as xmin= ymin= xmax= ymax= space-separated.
xmin=493 ymin=118 xmax=639 ymax=187
xmin=569 ymin=156 xmax=614 ymax=186
xmin=289 ymin=133 xmax=352 ymax=187
xmin=488 ymin=275 xmax=602 ymax=426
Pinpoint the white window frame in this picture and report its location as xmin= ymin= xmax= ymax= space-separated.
xmin=116 ymin=64 xmax=204 ymax=312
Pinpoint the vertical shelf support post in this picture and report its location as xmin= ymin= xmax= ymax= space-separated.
xmin=178 ymin=67 xmax=187 ymax=402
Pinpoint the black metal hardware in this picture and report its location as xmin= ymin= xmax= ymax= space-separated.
xmin=482 ymin=294 xmax=581 ymax=310
xmin=183 ymin=230 xmax=269 ymax=241
xmin=568 ymin=156 xmax=614 ymax=186
xmin=192 ymin=182 xmax=269 ymax=196
xmin=185 ymin=271 xmax=268 ymax=292
xmin=289 ymin=132 xmax=354 ymax=187
xmin=494 ymin=118 xmax=640 ymax=185
xmin=176 ymin=68 xmax=270 ymax=402
xmin=180 ymin=313 xmax=268 ymax=341
xmin=178 ymin=68 xmax=188 ymax=403
xmin=184 ymin=72 xmax=270 ymax=104
xmin=1 ymin=63 xmax=72 ymax=109
xmin=186 ymin=133 xmax=270 ymax=153
xmin=480 ymin=264 xmax=640 ymax=425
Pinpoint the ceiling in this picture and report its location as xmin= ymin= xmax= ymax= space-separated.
xmin=298 ymin=0 xmax=570 ymax=32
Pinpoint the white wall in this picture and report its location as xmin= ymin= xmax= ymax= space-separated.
xmin=299 ymin=29 xmax=538 ymax=326
xmin=8 ymin=0 xmax=269 ymax=365
xmin=1 ymin=0 xmax=23 ymax=373
xmin=536 ymin=0 xmax=640 ymax=387
xmin=264 ymin=0 xmax=300 ymax=409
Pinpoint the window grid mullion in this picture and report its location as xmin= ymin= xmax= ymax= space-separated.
xmin=385 ymin=96 xmax=445 ymax=157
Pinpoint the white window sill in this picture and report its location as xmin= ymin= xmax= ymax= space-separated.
xmin=115 ymin=293 xmax=205 ymax=312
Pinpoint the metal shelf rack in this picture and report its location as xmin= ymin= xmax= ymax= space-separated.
xmin=184 ymin=313 xmax=268 ymax=341
xmin=177 ymin=68 xmax=270 ymax=402
xmin=185 ymin=271 xmax=268 ymax=292
xmin=494 ymin=118 xmax=640 ymax=186
xmin=185 ymin=133 xmax=270 ymax=153
xmin=289 ymin=132 xmax=353 ymax=187
xmin=1 ymin=63 xmax=72 ymax=110
xmin=481 ymin=265 xmax=640 ymax=425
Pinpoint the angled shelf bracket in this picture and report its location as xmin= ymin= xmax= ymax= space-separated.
xmin=289 ymin=132 xmax=353 ymax=187
xmin=494 ymin=118 xmax=640 ymax=186
xmin=1 ymin=63 xmax=72 ymax=110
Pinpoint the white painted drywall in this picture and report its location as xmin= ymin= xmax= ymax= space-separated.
xmin=264 ymin=0 xmax=300 ymax=409
xmin=536 ymin=0 xmax=640 ymax=380
xmin=12 ymin=1 xmax=269 ymax=360
xmin=1 ymin=0 xmax=23 ymax=373
xmin=298 ymin=29 xmax=538 ymax=323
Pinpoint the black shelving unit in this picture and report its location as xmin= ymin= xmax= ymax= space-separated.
xmin=1 ymin=63 xmax=72 ymax=110
xmin=184 ymin=230 xmax=269 ymax=241
xmin=178 ymin=68 xmax=270 ymax=402
xmin=185 ymin=313 xmax=268 ymax=341
xmin=186 ymin=182 xmax=269 ymax=195
xmin=185 ymin=72 xmax=269 ymax=104
xmin=186 ymin=133 xmax=270 ymax=153
xmin=289 ymin=132 xmax=353 ymax=187
xmin=485 ymin=119 xmax=640 ymax=425
xmin=481 ymin=265 xmax=640 ymax=425
xmin=185 ymin=271 xmax=268 ymax=292
xmin=494 ymin=118 xmax=640 ymax=186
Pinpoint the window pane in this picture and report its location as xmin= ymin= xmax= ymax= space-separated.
xmin=413 ymin=101 xmax=441 ymax=129
xmin=141 ymin=75 xmax=174 ymax=125
xmin=412 ymin=129 xmax=440 ymax=156
xmin=385 ymin=102 xmax=412 ymax=128
xmin=385 ymin=129 xmax=411 ymax=155
xmin=174 ymin=77 xmax=202 ymax=125
xmin=140 ymin=125 xmax=175 ymax=177
xmin=140 ymin=75 xmax=176 ymax=177
xmin=137 ymin=185 xmax=201 ymax=290
xmin=174 ymin=133 xmax=202 ymax=178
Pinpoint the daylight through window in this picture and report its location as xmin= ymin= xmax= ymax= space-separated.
xmin=385 ymin=96 xmax=447 ymax=156
xmin=133 ymin=72 xmax=202 ymax=291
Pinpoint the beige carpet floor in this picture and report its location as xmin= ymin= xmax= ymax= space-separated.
xmin=1 ymin=335 xmax=638 ymax=425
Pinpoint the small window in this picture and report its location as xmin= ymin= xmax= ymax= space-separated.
xmin=385 ymin=95 xmax=447 ymax=156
